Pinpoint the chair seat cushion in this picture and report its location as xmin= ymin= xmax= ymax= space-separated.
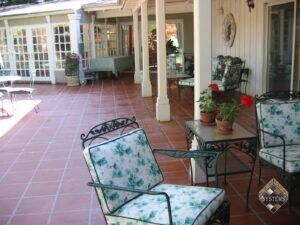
xmin=9 ymin=87 xmax=33 ymax=94
xmin=179 ymin=78 xmax=194 ymax=87
xmin=259 ymin=145 xmax=300 ymax=172
xmin=109 ymin=184 xmax=225 ymax=225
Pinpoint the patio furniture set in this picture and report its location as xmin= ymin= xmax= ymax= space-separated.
xmin=0 ymin=70 xmax=39 ymax=116
xmin=79 ymin=90 xmax=300 ymax=224
xmin=178 ymin=55 xmax=250 ymax=97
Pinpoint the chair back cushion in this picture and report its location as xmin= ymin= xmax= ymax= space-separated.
xmin=83 ymin=128 xmax=163 ymax=214
xmin=256 ymin=101 xmax=300 ymax=147
xmin=221 ymin=63 xmax=242 ymax=90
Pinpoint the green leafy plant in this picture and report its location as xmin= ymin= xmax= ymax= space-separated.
xmin=64 ymin=53 xmax=80 ymax=77
xmin=166 ymin=39 xmax=178 ymax=55
xmin=198 ymin=84 xmax=219 ymax=113
xmin=217 ymin=95 xmax=253 ymax=121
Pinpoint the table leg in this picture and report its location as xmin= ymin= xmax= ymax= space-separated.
xmin=224 ymin=150 xmax=228 ymax=184
xmin=246 ymin=156 xmax=256 ymax=211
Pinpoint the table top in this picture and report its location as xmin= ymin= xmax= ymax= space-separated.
xmin=0 ymin=75 xmax=21 ymax=82
xmin=185 ymin=120 xmax=256 ymax=144
xmin=167 ymin=73 xmax=191 ymax=79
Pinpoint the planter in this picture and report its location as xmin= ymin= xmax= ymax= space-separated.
xmin=66 ymin=75 xmax=80 ymax=87
xmin=216 ymin=117 xmax=234 ymax=134
xmin=200 ymin=112 xmax=216 ymax=125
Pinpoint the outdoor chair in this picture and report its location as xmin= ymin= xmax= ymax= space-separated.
xmin=255 ymin=91 xmax=300 ymax=212
xmin=0 ymin=70 xmax=39 ymax=113
xmin=81 ymin=117 xmax=230 ymax=225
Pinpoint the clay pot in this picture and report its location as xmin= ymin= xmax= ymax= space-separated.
xmin=215 ymin=117 xmax=234 ymax=134
xmin=200 ymin=112 xmax=216 ymax=125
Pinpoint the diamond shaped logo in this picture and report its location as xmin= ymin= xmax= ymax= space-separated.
xmin=259 ymin=178 xmax=288 ymax=214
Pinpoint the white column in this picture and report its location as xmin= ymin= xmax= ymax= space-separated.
xmin=192 ymin=0 xmax=212 ymax=183
xmin=133 ymin=9 xmax=141 ymax=84
xmin=46 ymin=16 xmax=56 ymax=84
xmin=68 ymin=12 xmax=84 ymax=83
xmin=155 ymin=0 xmax=170 ymax=121
xmin=90 ymin=15 xmax=96 ymax=59
xmin=141 ymin=0 xmax=152 ymax=97
xmin=4 ymin=20 xmax=16 ymax=74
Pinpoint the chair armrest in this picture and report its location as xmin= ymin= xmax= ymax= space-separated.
xmin=153 ymin=149 xmax=218 ymax=159
xmin=258 ymin=128 xmax=286 ymax=146
xmin=87 ymin=182 xmax=173 ymax=225
xmin=258 ymin=128 xmax=287 ymax=171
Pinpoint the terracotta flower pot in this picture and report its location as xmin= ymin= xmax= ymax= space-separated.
xmin=215 ymin=117 xmax=234 ymax=134
xmin=200 ymin=112 xmax=216 ymax=125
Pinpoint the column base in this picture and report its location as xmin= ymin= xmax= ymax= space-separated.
xmin=142 ymin=79 xmax=152 ymax=97
xmin=191 ymin=139 xmax=215 ymax=183
xmin=134 ymin=71 xmax=141 ymax=84
xmin=156 ymin=99 xmax=170 ymax=121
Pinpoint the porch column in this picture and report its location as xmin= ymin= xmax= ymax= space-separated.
xmin=90 ymin=15 xmax=96 ymax=59
xmin=68 ymin=12 xmax=84 ymax=83
xmin=192 ymin=0 xmax=212 ymax=183
xmin=141 ymin=0 xmax=152 ymax=97
xmin=46 ymin=16 xmax=56 ymax=84
xmin=133 ymin=9 xmax=141 ymax=84
xmin=4 ymin=20 xmax=16 ymax=74
xmin=155 ymin=0 xmax=170 ymax=121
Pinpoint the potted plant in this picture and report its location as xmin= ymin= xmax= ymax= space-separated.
xmin=198 ymin=84 xmax=219 ymax=125
xmin=65 ymin=53 xmax=80 ymax=86
xmin=216 ymin=95 xmax=253 ymax=134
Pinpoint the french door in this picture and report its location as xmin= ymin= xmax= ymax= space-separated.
xmin=11 ymin=26 xmax=50 ymax=81
xmin=265 ymin=1 xmax=296 ymax=91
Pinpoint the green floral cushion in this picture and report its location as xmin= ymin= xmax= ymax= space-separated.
xmin=259 ymin=145 xmax=300 ymax=172
xmin=83 ymin=129 xmax=163 ymax=214
xmin=107 ymin=184 xmax=225 ymax=225
xmin=179 ymin=78 xmax=194 ymax=87
xmin=256 ymin=101 xmax=300 ymax=147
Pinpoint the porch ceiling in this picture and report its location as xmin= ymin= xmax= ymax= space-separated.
xmin=91 ymin=0 xmax=193 ymax=19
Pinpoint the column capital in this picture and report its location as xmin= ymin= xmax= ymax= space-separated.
xmin=4 ymin=20 xmax=8 ymax=27
xmin=45 ymin=15 xmax=51 ymax=24
xmin=91 ymin=14 xmax=96 ymax=23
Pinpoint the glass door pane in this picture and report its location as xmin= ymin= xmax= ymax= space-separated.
xmin=31 ymin=27 xmax=49 ymax=78
xmin=267 ymin=2 xmax=295 ymax=91
xmin=12 ymin=28 xmax=30 ymax=77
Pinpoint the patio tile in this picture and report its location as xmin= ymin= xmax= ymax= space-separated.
xmin=16 ymin=196 xmax=55 ymax=214
xmin=54 ymin=193 xmax=91 ymax=212
xmin=0 ymin=198 xmax=19 ymax=217
xmin=0 ymin=183 xmax=27 ymax=199
xmin=230 ymin=214 xmax=264 ymax=225
xmin=25 ymin=181 xmax=60 ymax=197
xmin=49 ymin=211 xmax=89 ymax=225
xmin=1 ymin=171 xmax=33 ymax=184
xmin=32 ymin=169 xmax=64 ymax=182
xmin=10 ymin=214 xmax=49 ymax=225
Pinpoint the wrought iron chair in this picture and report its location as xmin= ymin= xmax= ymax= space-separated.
xmin=255 ymin=91 xmax=300 ymax=212
xmin=0 ymin=70 xmax=39 ymax=113
xmin=81 ymin=118 xmax=230 ymax=225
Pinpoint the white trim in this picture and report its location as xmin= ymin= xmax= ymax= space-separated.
xmin=264 ymin=0 xmax=296 ymax=92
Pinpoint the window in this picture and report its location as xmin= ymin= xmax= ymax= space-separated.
xmin=107 ymin=24 xmax=117 ymax=56
xmin=80 ymin=24 xmax=90 ymax=69
xmin=0 ymin=28 xmax=10 ymax=70
xmin=94 ymin=24 xmax=106 ymax=57
xmin=121 ymin=25 xmax=130 ymax=56
xmin=54 ymin=24 xmax=71 ymax=69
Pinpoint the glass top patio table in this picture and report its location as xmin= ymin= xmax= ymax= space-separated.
xmin=0 ymin=75 xmax=21 ymax=83
xmin=185 ymin=120 xmax=257 ymax=210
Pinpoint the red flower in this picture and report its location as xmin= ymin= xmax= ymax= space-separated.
xmin=208 ymin=83 xmax=220 ymax=92
xmin=240 ymin=95 xmax=253 ymax=109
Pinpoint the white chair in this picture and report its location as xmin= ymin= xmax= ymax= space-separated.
xmin=0 ymin=70 xmax=39 ymax=113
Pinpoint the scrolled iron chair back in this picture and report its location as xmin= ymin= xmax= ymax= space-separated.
xmin=80 ymin=116 xmax=140 ymax=149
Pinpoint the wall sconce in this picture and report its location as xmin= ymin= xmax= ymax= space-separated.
xmin=246 ymin=0 xmax=255 ymax=12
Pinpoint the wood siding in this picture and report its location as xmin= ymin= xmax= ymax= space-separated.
xmin=212 ymin=0 xmax=300 ymax=95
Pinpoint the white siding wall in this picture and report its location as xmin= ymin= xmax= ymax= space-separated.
xmin=212 ymin=0 xmax=264 ymax=96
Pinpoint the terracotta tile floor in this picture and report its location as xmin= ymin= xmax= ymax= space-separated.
xmin=0 ymin=73 xmax=299 ymax=225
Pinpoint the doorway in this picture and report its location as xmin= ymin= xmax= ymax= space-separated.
xmin=265 ymin=1 xmax=296 ymax=91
